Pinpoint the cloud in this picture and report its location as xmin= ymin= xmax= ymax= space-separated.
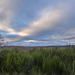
xmin=0 ymin=0 xmax=75 ymax=45
xmin=15 ymin=0 xmax=75 ymax=38
xmin=19 ymin=9 xmax=62 ymax=36
xmin=0 ymin=0 xmax=16 ymax=34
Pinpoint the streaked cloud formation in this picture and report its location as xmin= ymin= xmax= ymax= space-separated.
xmin=0 ymin=0 xmax=75 ymax=46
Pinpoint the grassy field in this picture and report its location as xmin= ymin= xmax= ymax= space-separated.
xmin=0 ymin=46 xmax=75 ymax=75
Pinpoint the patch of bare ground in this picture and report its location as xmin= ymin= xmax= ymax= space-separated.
xmin=0 ymin=46 xmax=37 ymax=52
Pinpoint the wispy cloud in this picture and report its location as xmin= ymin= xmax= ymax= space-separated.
xmin=19 ymin=9 xmax=62 ymax=36
xmin=0 ymin=0 xmax=75 ymax=45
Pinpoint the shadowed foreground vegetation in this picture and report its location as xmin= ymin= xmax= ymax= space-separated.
xmin=0 ymin=46 xmax=75 ymax=75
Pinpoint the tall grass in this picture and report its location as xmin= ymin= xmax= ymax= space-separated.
xmin=0 ymin=46 xmax=75 ymax=75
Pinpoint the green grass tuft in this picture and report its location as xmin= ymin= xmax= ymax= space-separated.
xmin=0 ymin=46 xmax=75 ymax=75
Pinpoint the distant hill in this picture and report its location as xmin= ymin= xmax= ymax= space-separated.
xmin=0 ymin=45 xmax=75 ymax=51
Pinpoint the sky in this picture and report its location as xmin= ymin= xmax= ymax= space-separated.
xmin=0 ymin=0 xmax=75 ymax=46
